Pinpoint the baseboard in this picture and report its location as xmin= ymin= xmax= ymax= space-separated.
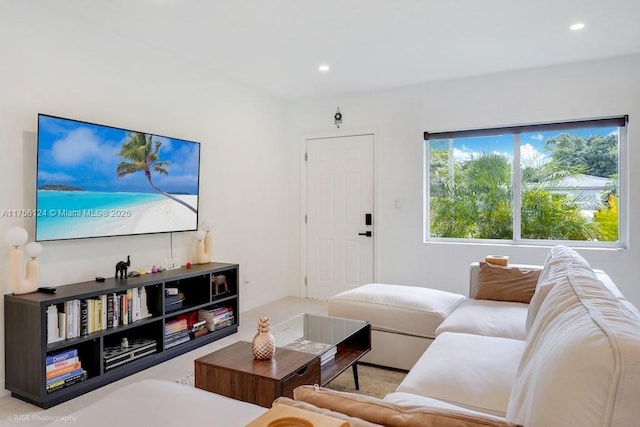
xmin=0 ymin=379 xmax=9 ymax=397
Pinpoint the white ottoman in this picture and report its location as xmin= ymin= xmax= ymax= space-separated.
xmin=328 ymin=283 xmax=466 ymax=370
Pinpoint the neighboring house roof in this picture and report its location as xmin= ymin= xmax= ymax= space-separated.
xmin=543 ymin=174 xmax=611 ymax=191
xmin=556 ymin=174 xmax=611 ymax=190
xmin=539 ymin=174 xmax=612 ymax=213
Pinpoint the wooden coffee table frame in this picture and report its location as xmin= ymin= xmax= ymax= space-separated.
xmin=195 ymin=320 xmax=370 ymax=407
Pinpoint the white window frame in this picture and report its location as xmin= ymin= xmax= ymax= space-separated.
xmin=423 ymin=116 xmax=628 ymax=249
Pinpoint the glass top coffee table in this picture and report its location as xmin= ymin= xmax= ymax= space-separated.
xmin=271 ymin=313 xmax=371 ymax=387
xmin=194 ymin=314 xmax=370 ymax=407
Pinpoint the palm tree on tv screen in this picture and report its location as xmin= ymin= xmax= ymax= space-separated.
xmin=116 ymin=132 xmax=197 ymax=214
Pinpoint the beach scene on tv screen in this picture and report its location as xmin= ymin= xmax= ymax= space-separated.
xmin=36 ymin=115 xmax=200 ymax=241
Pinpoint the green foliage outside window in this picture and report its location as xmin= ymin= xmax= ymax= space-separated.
xmin=428 ymin=132 xmax=618 ymax=243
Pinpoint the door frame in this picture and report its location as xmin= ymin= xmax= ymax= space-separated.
xmin=300 ymin=129 xmax=378 ymax=298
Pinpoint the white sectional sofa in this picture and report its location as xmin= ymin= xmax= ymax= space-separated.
xmin=309 ymin=245 xmax=640 ymax=426
xmin=45 ymin=245 xmax=640 ymax=427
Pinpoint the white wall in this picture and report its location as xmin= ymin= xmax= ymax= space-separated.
xmin=0 ymin=3 xmax=291 ymax=388
xmin=2 ymin=1 xmax=640 ymax=400
xmin=286 ymin=55 xmax=640 ymax=307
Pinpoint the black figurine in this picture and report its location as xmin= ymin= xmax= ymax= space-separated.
xmin=115 ymin=255 xmax=131 ymax=279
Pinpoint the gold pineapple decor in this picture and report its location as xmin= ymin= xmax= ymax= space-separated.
xmin=252 ymin=316 xmax=276 ymax=360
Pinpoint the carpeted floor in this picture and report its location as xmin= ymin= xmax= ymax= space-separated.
xmin=325 ymin=363 xmax=407 ymax=399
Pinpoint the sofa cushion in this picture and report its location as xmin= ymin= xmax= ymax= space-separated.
xmin=525 ymin=245 xmax=594 ymax=333
xmin=384 ymin=392 xmax=515 ymax=424
xmin=435 ymin=299 xmax=527 ymax=340
xmin=293 ymin=385 xmax=518 ymax=427
xmin=395 ymin=332 xmax=526 ymax=417
xmin=475 ymin=262 xmax=540 ymax=304
xmin=328 ymin=283 xmax=465 ymax=338
xmin=507 ymin=248 xmax=640 ymax=427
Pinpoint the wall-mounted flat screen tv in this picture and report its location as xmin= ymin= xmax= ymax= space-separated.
xmin=35 ymin=114 xmax=200 ymax=241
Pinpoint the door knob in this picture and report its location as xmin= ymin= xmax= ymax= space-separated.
xmin=358 ymin=231 xmax=372 ymax=237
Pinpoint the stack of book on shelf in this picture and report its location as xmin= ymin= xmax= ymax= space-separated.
xmin=164 ymin=288 xmax=185 ymax=313
xmin=320 ymin=346 xmax=338 ymax=366
xmin=46 ymin=349 xmax=87 ymax=394
xmin=198 ymin=307 xmax=234 ymax=331
xmin=282 ymin=339 xmax=337 ymax=366
xmin=190 ymin=319 xmax=208 ymax=339
xmin=46 ymin=288 xmax=151 ymax=342
xmin=164 ymin=318 xmax=190 ymax=349
xmin=103 ymin=338 xmax=157 ymax=371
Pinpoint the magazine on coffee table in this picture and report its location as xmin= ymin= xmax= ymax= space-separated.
xmin=281 ymin=338 xmax=334 ymax=355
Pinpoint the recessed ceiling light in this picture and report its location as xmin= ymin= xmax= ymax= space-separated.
xmin=570 ymin=22 xmax=585 ymax=31
xmin=318 ymin=64 xmax=330 ymax=72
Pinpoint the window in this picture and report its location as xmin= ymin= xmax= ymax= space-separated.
xmin=424 ymin=116 xmax=627 ymax=247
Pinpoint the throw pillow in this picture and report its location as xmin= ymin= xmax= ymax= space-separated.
xmin=293 ymin=385 xmax=519 ymax=427
xmin=475 ymin=262 xmax=540 ymax=304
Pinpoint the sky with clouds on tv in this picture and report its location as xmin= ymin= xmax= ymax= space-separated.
xmin=37 ymin=115 xmax=200 ymax=195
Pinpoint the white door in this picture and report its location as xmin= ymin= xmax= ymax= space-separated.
xmin=305 ymin=134 xmax=374 ymax=299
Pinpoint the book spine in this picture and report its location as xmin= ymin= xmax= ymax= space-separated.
xmin=46 ymin=348 xmax=78 ymax=366
xmin=134 ymin=288 xmax=141 ymax=321
xmin=212 ymin=307 xmax=232 ymax=316
xmin=45 ymin=367 xmax=84 ymax=386
xmin=94 ymin=298 xmax=101 ymax=331
xmin=107 ymin=294 xmax=114 ymax=328
xmin=46 ymin=356 xmax=80 ymax=372
xmin=65 ymin=300 xmax=74 ymax=339
xmin=100 ymin=294 xmax=107 ymax=330
xmin=46 ymin=371 xmax=87 ymax=393
xmin=46 ymin=305 xmax=59 ymax=344
xmin=75 ymin=299 xmax=81 ymax=338
xmin=88 ymin=299 xmax=94 ymax=333
xmin=127 ymin=289 xmax=133 ymax=323
xmin=122 ymin=293 xmax=128 ymax=325
xmin=113 ymin=293 xmax=119 ymax=326
xmin=164 ymin=335 xmax=190 ymax=349
xmin=57 ymin=312 xmax=67 ymax=340
xmin=46 ymin=362 xmax=82 ymax=380
xmin=80 ymin=299 xmax=89 ymax=336
xmin=140 ymin=287 xmax=150 ymax=318
xmin=164 ymin=330 xmax=190 ymax=341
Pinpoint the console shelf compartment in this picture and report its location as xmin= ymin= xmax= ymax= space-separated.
xmin=4 ymin=262 xmax=239 ymax=408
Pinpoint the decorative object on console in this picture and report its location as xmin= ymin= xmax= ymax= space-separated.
xmin=195 ymin=220 xmax=212 ymax=264
xmin=213 ymin=274 xmax=229 ymax=295
xmin=165 ymin=256 xmax=177 ymax=270
xmin=252 ymin=316 xmax=276 ymax=360
xmin=5 ymin=226 xmax=44 ymax=294
xmin=115 ymin=255 xmax=131 ymax=279
xmin=334 ymin=107 xmax=342 ymax=128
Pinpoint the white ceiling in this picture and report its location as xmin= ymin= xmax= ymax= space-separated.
xmin=25 ymin=0 xmax=640 ymax=100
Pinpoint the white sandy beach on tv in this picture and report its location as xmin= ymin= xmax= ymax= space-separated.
xmin=46 ymin=195 xmax=198 ymax=240
xmin=129 ymin=195 xmax=198 ymax=234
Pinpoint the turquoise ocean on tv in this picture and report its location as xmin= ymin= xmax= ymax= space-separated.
xmin=36 ymin=190 xmax=166 ymax=240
